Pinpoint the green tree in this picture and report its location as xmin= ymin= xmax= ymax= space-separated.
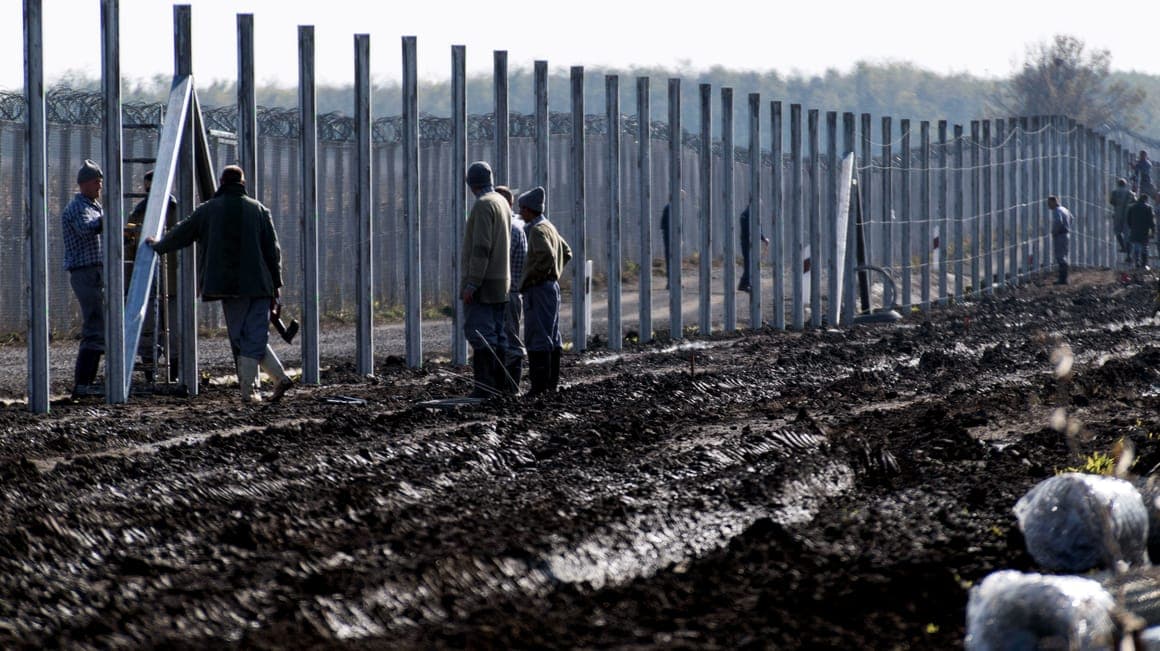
xmin=997 ymin=34 xmax=1145 ymax=131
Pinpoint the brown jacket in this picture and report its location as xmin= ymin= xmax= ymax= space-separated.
xmin=460 ymin=191 xmax=511 ymax=304
xmin=520 ymin=217 xmax=572 ymax=291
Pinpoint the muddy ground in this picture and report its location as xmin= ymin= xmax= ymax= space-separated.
xmin=1 ymin=269 xmax=1159 ymax=649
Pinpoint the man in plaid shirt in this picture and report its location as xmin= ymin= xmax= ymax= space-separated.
xmin=496 ymin=186 xmax=527 ymax=393
xmin=62 ymin=159 xmax=106 ymax=398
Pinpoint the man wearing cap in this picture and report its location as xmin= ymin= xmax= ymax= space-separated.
xmin=62 ymin=159 xmax=107 ymax=397
xmin=461 ymin=161 xmax=511 ymax=398
xmin=1047 ymin=194 xmax=1073 ymax=285
xmin=517 ymin=186 xmax=572 ymax=396
xmin=147 ymin=165 xmax=293 ymax=404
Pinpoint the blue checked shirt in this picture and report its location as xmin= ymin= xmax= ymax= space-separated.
xmin=509 ymin=215 xmax=528 ymax=293
xmin=61 ymin=193 xmax=103 ymax=270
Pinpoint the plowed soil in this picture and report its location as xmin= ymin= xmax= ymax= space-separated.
xmin=3 ymin=269 xmax=1159 ymax=649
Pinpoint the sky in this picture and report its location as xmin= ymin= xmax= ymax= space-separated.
xmin=1 ymin=0 xmax=1156 ymax=91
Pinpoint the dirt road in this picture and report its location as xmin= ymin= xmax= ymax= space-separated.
xmin=1 ymin=269 xmax=1158 ymax=648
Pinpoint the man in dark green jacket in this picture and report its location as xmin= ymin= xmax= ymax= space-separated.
xmin=461 ymin=161 xmax=511 ymax=398
xmin=147 ymin=165 xmax=293 ymax=403
xmin=518 ymin=186 xmax=572 ymax=396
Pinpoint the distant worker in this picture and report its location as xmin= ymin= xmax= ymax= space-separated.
xmin=124 ymin=169 xmax=180 ymax=383
xmin=460 ymin=161 xmax=511 ymax=398
xmin=1126 ymin=193 xmax=1155 ymax=268
xmin=1047 ymin=194 xmax=1074 ymax=285
xmin=658 ymin=189 xmax=687 ymax=290
xmin=1109 ymin=177 xmax=1135 ymax=257
xmin=738 ymin=203 xmax=769 ymax=294
xmin=517 ymin=186 xmax=572 ymax=396
xmin=496 ymin=185 xmax=528 ymax=394
xmin=62 ymin=159 xmax=106 ymax=399
xmin=147 ymin=165 xmax=293 ymax=404
xmin=1133 ymin=150 xmax=1154 ymax=198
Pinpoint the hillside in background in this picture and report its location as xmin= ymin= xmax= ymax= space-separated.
xmin=38 ymin=61 xmax=1156 ymax=143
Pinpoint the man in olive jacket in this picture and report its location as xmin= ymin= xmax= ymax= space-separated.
xmin=147 ymin=165 xmax=293 ymax=403
xmin=461 ymin=161 xmax=511 ymax=398
xmin=517 ymin=186 xmax=572 ymax=396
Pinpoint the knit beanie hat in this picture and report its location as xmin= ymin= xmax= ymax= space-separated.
xmin=77 ymin=159 xmax=103 ymax=184
xmin=466 ymin=161 xmax=493 ymax=187
xmin=517 ymin=186 xmax=546 ymax=214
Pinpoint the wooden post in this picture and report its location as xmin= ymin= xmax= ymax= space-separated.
xmin=607 ymin=75 xmax=623 ymax=349
xmin=451 ymin=46 xmax=468 ymax=365
xmin=698 ymin=83 xmax=712 ymax=335
xmin=102 ymin=0 xmax=126 ymax=403
xmin=637 ymin=77 xmax=652 ymax=342
xmin=722 ymin=89 xmax=736 ymax=332
xmin=24 ymin=0 xmax=49 ymax=412
xmin=572 ymin=67 xmax=588 ymax=350
xmin=771 ymin=102 xmax=785 ymax=330
xmin=298 ymin=25 xmax=320 ymax=384
xmin=402 ymin=36 xmax=422 ymax=367
xmin=791 ymin=104 xmax=803 ymax=330
xmin=354 ymin=34 xmax=373 ymax=376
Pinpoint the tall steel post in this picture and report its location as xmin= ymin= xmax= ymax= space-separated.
xmin=354 ymin=34 xmax=373 ymax=375
xmin=298 ymin=25 xmax=319 ymax=384
xmin=25 ymin=0 xmax=49 ymax=413
xmin=403 ymin=36 xmax=422 ymax=367
xmin=607 ymin=75 xmax=623 ymax=349
xmin=451 ymin=46 xmax=468 ymax=365
xmin=494 ymin=51 xmax=509 ymax=185
xmin=748 ymin=94 xmax=761 ymax=329
xmin=175 ymin=5 xmax=198 ymax=395
xmin=571 ymin=67 xmax=588 ymax=350
xmin=636 ymin=77 xmax=652 ymax=342
xmin=102 ymin=0 xmax=126 ymax=402
xmin=697 ymin=83 xmax=712 ymax=335
xmin=667 ymin=78 xmax=682 ymax=338
xmin=722 ymin=89 xmax=735 ymax=332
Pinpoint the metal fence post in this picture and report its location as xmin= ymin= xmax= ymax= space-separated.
xmin=698 ymin=83 xmax=711 ymax=335
xmin=748 ymin=94 xmax=761 ymax=329
xmin=791 ymin=104 xmax=803 ymax=330
xmin=354 ymin=34 xmax=373 ymax=375
xmin=24 ymin=0 xmax=49 ymax=413
xmin=771 ymin=102 xmax=785 ymax=330
xmin=571 ymin=66 xmax=588 ymax=350
xmin=494 ymin=50 xmax=509 ymax=186
xmin=607 ymin=75 xmax=623 ymax=349
xmin=102 ymin=0 xmax=126 ymax=403
xmin=900 ymin=119 xmax=911 ymax=308
xmin=825 ymin=111 xmax=838 ymax=325
xmin=722 ymin=89 xmax=736 ymax=332
xmin=175 ymin=5 xmax=198 ymax=396
xmin=298 ymin=25 xmax=319 ymax=384
xmin=667 ymin=78 xmax=682 ymax=338
xmin=636 ymin=77 xmax=652 ymax=342
xmin=403 ymin=36 xmax=422 ymax=367
xmin=451 ymin=45 xmax=467 ymax=365
xmin=808 ymin=109 xmax=820 ymax=327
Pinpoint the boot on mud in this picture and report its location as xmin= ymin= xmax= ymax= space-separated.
xmin=260 ymin=344 xmax=294 ymax=403
xmin=1055 ymin=263 xmax=1069 ymax=285
xmin=72 ymin=349 xmax=103 ymax=399
xmin=526 ymin=351 xmax=551 ymax=397
xmin=237 ymin=356 xmax=262 ymax=404
xmin=504 ymin=357 xmax=523 ymax=395
xmin=468 ymin=353 xmax=496 ymax=399
xmin=548 ymin=347 xmax=562 ymax=392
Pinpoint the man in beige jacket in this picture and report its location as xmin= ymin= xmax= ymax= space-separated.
xmin=517 ymin=186 xmax=572 ymax=396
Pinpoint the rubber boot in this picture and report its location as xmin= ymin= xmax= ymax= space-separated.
xmin=72 ymin=349 xmax=102 ymax=398
xmin=526 ymin=351 xmax=551 ymax=397
xmin=548 ymin=347 xmax=562 ymax=392
xmin=468 ymin=353 xmax=494 ymax=399
xmin=1056 ymin=263 xmax=1069 ymax=285
xmin=505 ymin=357 xmax=523 ymax=395
xmin=260 ymin=344 xmax=294 ymax=403
xmin=237 ymin=356 xmax=261 ymax=404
